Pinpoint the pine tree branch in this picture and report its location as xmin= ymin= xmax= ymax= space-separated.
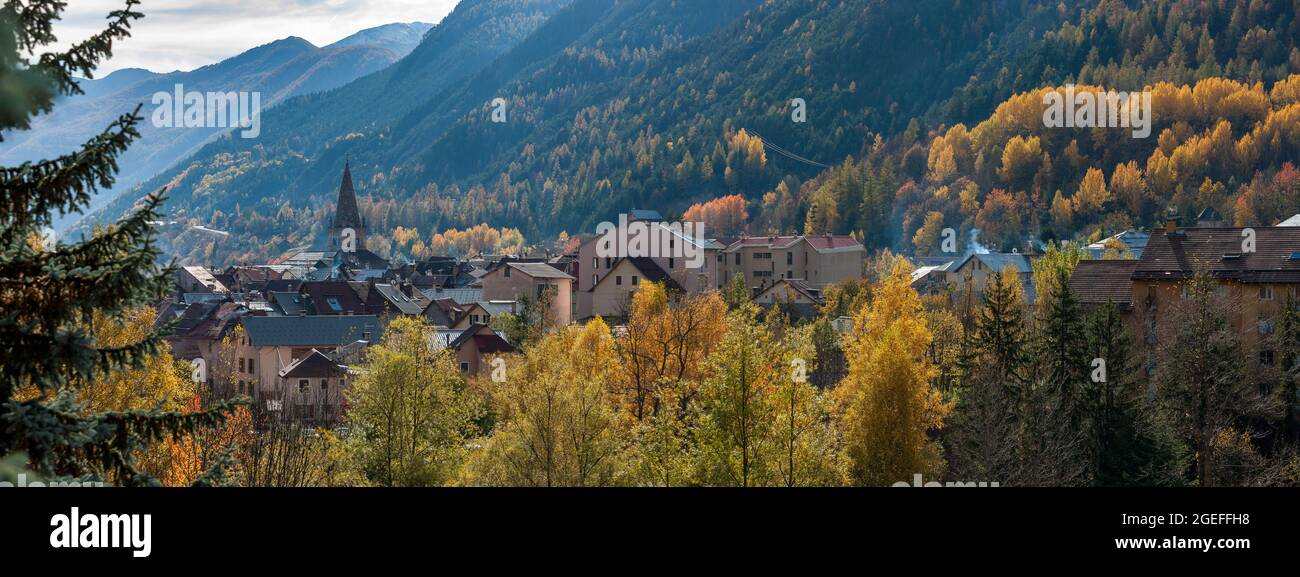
xmin=4 ymin=0 xmax=143 ymax=92
xmin=1 ymin=393 xmax=247 ymax=485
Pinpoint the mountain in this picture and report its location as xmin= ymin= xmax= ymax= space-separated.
xmin=94 ymin=0 xmax=1300 ymax=266
xmin=0 ymin=22 xmax=434 ymax=231
xmin=329 ymin=21 xmax=434 ymax=54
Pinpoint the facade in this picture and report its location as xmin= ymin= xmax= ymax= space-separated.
xmin=946 ymin=252 xmax=1038 ymax=304
xmin=478 ymin=262 xmax=574 ymax=326
xmin=1129 ymin=222 xmax=1300 ymax=375
xmin=573 ymin=221 xmax=724 ymax=320
xmin=718 ymin=234 xmax=865 ymax=295
xmin=587 ymin=257 xmax=682 ymax=320
xmin=236 ymin=315 xmax=381 ymax=412
xmin=274 ymin=349 xmax=352 ymax=426
xmin=451 ymin=301 xmax=517 ymax=329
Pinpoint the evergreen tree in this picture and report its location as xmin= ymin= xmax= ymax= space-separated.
xmin=0 ymin=1 xmax=240 ymax=486
xmin=1086 ymin=302 xmax=1186 ymax=486
xmin=1036 ymin=266 xmax=1090 ymax=422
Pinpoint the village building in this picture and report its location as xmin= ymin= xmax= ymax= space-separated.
xmin=274 ymin=349 xmax=353 ymax=426
xmin=945 ymin=252 xmax=1038 ymax=305
xmin=719 ymin=234 xmax=865 ymax=295
xmin=1129 ymin=218 xmax=1300 ymax=375
xmin=236 ymin=315 xmax=380 ymax=409
xmin=586 ymin=257 xmax=683 ymax=320
xmin=477 ymin=262 xmax=574 ymax=326
xmin=451 ymin=301 xmax=517 ymax=329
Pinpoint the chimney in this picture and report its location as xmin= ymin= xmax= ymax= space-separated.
xmin=1164 ymin=210 xmax=1179 ymax=234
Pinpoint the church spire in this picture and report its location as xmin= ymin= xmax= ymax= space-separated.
xmin=334 ymin=159 xmax=362 ymax=230
xmin=329 ymin=160 xmax=366 ymax=251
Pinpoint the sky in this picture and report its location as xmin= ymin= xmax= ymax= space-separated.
xmin=54 ymin=0 xmax=459 ymax=75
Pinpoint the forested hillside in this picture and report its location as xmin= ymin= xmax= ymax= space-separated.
xmin=0 ymin=23 xmax=433 ymax=230
xmin=93 ymin=0 xmax=1300 ymax=265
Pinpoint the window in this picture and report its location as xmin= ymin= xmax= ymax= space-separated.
xmin=503 ymin=266 xmax=511 ymax=278
xmin=755 ymin=270 xmax=773 ymax=278
xmin=735 ymin=253 xmax=740 ymax=265
xmin=668 ymin=258 xmax=675 ymax=269
xmin=754 ymin=252 xmax=772 ymax=260
xmin=247 ymin=382 xmax=255 ymax=396
xmin=592 ymin=257 xmax=598 ymax=270
xmin=299 ymin=379 xmax=309 ymax=394
xmin=1260 ymin=350 xmax=1276 ymax=367
xmin=592 ymin=273 xmax=598 ymax=286
xmin=460 ymin=362 xmax=470 ymax=373
xmin=632 ymin=276 xmax=639 ymax=285
xmin=248 ymin=358 xmax=254 ymax=373
xmin=320 ymin=379 xmax=328 ymax=392
xmin=786 ymin=252 xmax=793 ymax=265
xmin=616 ymin=275 xmax=623 ymax=286
xmin=237 ymin=381 xmax=245 ymax=394
xmin=1259 ymin=317 xmax=1275 ymax=335
xmin=238 ymin=358 xmax=245 ymax=372
xmin=1260 ymin=286 xmax=1275 ymax=301
xmin=605 ymin=257 xmax=612 ymax=268
xmin=326 ymin=296 xmax=343 ymax=312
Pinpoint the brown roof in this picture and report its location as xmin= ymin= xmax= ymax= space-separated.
xmin=279 ymin=349 xmax=348 ymax=379
xmin=588 ymin=257 xmax=684 ymax=293
xmin=1134 ymin=227 xmax=1300 ymax=283
xmin=299 ymin=281 xmax=368 ymax=315
xmin=1068 ymin=260 xmax=1137 ymax=307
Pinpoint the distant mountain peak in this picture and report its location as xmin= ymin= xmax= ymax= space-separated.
xmin=327 ymin=22 xmax=435 ymax=57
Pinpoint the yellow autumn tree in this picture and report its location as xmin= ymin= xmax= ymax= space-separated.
xmin=1072 ymin=167 xmax=1110 ymax=219
xmin=835 ymin=261 xmax=950 ymax=486
xmin=462 ymin=318 xmax=627 ymax=486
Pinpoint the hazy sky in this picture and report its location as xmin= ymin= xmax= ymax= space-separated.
xmin=54 ymin=0 xmax=459 ymax=75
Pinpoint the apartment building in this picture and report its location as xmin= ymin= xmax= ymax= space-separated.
xmin=1130 ymin=222 xmax=1300 ymax=374
xmin=719 ymin=234 xmax=865 ymax=294
xmin=574 ymin=221 xmax=725 ymax=319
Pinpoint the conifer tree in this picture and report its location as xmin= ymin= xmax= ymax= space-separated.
xmin=1085 ymin=302 xmax=1185 ymax=486
xmin=0 ymin=0 xmax=240 ymax=486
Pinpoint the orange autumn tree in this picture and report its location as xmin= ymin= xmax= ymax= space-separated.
xmin=164 ymin=400 xmax=254 ymax=487
xmin=835 ymin=261 xmax=951 ymax=486
xmin=614 ymin=282 xmax=727 ymax=421
xmin=683 ymin=194 xmax=749 ymax=236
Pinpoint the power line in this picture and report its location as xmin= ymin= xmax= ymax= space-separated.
xmin=746 ymin=130 xmax=832 ymax=169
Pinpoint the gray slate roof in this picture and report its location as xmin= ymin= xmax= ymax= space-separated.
xmin=243 ymin=315 xmax=381 ymax=347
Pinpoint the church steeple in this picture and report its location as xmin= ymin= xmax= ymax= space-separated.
xmin=329 ymin=160 xmax=366 ymax=251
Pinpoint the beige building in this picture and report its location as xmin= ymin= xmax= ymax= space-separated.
xmin=274 ymin=349 xmax=352 ymax=426
xmin=235 ymin=315 xmax=380 ymax=418
xmin=719 ymin=234 xmax=865 ymax=294
xmin=478 ymin=262 xmax=574 ymax=327
xmin=945 ymin=252 xmax=1038 ymax=304
xmin=574 ymin=221 xmax=724 ymax=319
xmin=587 ymin=257 xmax=683 ymax=320
xmin=1128 ymin=223 xmax=1300 ymax=376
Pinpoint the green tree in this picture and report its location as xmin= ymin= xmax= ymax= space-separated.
xmin=1085 ymin=303 xmax=1185 ymax=486
xmin=346 ymin=317 xmax=482 ymax=486
xmin=694 ymin=304 xmax=779 ymax=486
xmin=1156 ymin=275 xmax=1276 ymax=486
xmin=0 ymin=1 xmax=239 ymax=486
